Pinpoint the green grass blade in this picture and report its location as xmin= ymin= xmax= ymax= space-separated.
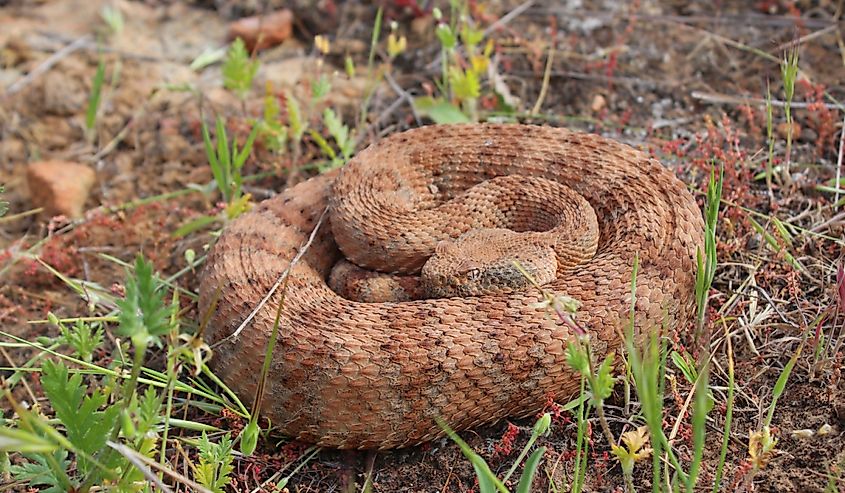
xmin=85 ymin=58 xmax=106 ymax=131
xmin=515 ymin=446 xmax=546 ymax=493
xmin=765 ymin=342 xmax=803 ymax=427
xmin=435 ymin=417 xmax=508 ymax=493
xmin=202 ymin=121 xmax=224 ymax=200
xmin=712 ymin=322 xmax=735 ymax=493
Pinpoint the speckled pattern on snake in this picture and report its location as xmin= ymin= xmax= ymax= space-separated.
xmin=198 ymin=123 xmax=704 ymax=450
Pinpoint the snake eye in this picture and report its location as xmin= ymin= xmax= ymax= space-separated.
xmin=466 ymin=268 xmax=481 ymax=281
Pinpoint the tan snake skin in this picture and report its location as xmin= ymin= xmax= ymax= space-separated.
xmin=199 ymin=123 xmax=704 ymax=450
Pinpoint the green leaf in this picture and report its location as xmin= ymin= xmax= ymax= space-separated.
xmin=85 ymin=58 xmax=106 ymax=131
xmin=450 ymin=66 xmax=480 ymax=100
xmin=239 ymin=420 xmax=259 ymax=456
xmin=9 ymin=451 xmax=70 ymax=493
xmin=671 ymin=350 xmax=698 ymax=384
xmin=592 ymin=354 xmax=616 ymax=403
xmin=414 ymin=97 xmax=471 ymax=124
xmin=222 ymin=37 xmax=259 ymax=99
xmin=435 ymin=23 xmax=457 ymax=49
xmin=57 ymin=318 xmax=103 ymax=363
xmin=286 ymin=93 xmax=306 ymax=141
xmin=173 ymin=214 xmax=220 ymax=238
xmin=516 ymin=447 xmax=546 ymax=493
xmin=135 ymin=386 xmax=161 ymax=437
xmin=435 ymin=417 xmax=509 ymax=493
xmin=202 ymin=120 xmax=226 ymax=202
xmin=460 ymin=24 xmax=484 ymax=47
xmin=311 ymin=74 xmax=331 ymax=102
xmin=40 ymin=360 xmax=119 ymax=476
xmin=566 ymin=341 xmax=589 ymax=376
xmin=195 ymin=432 xmax=235 ymax=493
xmin=323 ymin=108 xmax=353 ymax=160
xmin=0 ymin=427 xmax=58 ymax=453
xmin=190 ymin=47 xmax=227 ymax=71
xmin=115 ymin=254 xmax=171 ymax=347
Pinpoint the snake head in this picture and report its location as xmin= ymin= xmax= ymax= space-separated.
xmin=421 ymin=230 xmax=557 ymax=298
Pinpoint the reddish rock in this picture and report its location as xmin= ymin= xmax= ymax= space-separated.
xmin=227 ymin=9 xmax=294 ymax=52
xmin=26 ymin=160 xmax=96 ymax=218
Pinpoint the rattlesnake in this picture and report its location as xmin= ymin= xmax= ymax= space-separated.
xmin=199 ymin=123 xmax=704 ymax=450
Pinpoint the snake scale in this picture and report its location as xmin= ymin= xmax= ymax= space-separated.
xmin=199 ymin=123 xmax=704 ymax=450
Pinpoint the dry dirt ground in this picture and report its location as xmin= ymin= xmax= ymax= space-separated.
xmin=1 ymin=0 xmax=845 ymax=492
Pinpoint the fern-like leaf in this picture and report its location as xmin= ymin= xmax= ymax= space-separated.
xmin=222 ymin=37 xmax=258 ymax=99
xmin=40 ymin=360 xmax=119 ymax=476
xmin=9 ymin=451 xmax=70 ymax=493
xmin=116 ymin=254 xmax=171 ymax=347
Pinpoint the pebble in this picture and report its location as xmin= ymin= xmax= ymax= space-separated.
xmin=227 ymin=9 xmax=293 ymax=52
xmin=776 ymin=121 xmax=801 ymax=140
xmin=26 ymin=160 xmax=96 ymax=218
xmin=591 ymin=94 xmax=607 ymax=113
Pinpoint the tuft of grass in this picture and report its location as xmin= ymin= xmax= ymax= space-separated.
xmin=695 ymin=164 xmax=723 ymax=338
xmin=201 ymin=115 xmax=258 ymax=207
xmin=174 ymin=116 xmax=258 ymax=238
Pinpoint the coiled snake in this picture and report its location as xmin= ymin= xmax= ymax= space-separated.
xmin=199 ymin=123 xmax=703 ymax=450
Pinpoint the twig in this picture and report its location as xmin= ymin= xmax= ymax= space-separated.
xmin=384 ymin=72 xmax=421 ymax=124
xmin=4 ymin=34 xmax=92 ymax=96
xmin=213 ymin=205 xmax=329 ymax=346
xmin=530 ymin=43 xmax=555 ymax=115
xmin=482 ymin=0 xmax=535 ymax=37
xmin=0 ymin=208 xmax=43 ymax=224
xmin=691 ymin=91 xmax=844 ymax=110
xmin=773 ymin=24 xmax=838 ymax=52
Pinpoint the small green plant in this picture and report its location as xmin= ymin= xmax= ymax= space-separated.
xmin=99 ymin=4 xmax=124 ymax=36
xmin=256 ymin=83 xmax=288 ymax=152
xmin=6 ymin=254 xmax=174 ymax=492
xmin=85 ymin=58 xmax=106 ymax=138
xmin=174 ymin=116 xmax=258 ymax=237
xmin=194 ymin=432 xmax=235 ymax=492
xmin=436 ymin=413 xmax=551 ymax=493
xmin=414 ymin=1 xmax=497 ymax=123
xmin=695 ymin=164 xmax=723 ymax=337
xmin=611 ymin=426 xmax=653 ymax=492
xmin=310 ymin=108 xmax=355 ymax=171
xmin=49 ymin=313 xmax=104 ymax=363
xmin=202 ymin=116 xmax=258 ymax=207
xmin=222 ymin=37 xmax=259 ymax=100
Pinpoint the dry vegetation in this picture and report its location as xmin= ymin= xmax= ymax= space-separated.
xmin=0 ymin=0 xmax=844 ymax=492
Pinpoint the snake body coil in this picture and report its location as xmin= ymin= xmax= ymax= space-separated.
xmin=199 ymin=124 xmax=704 ymax=449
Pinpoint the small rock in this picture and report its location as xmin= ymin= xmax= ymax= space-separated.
xmin=591 ymin=94 xmax=607 ymax=113
xmin=26 ymin=160 xmax=96 ymax=218
xmin=776 ymin=121 xmax=801 ymax=140
xmin=227 ymin=9 xmax=293 ymax=52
